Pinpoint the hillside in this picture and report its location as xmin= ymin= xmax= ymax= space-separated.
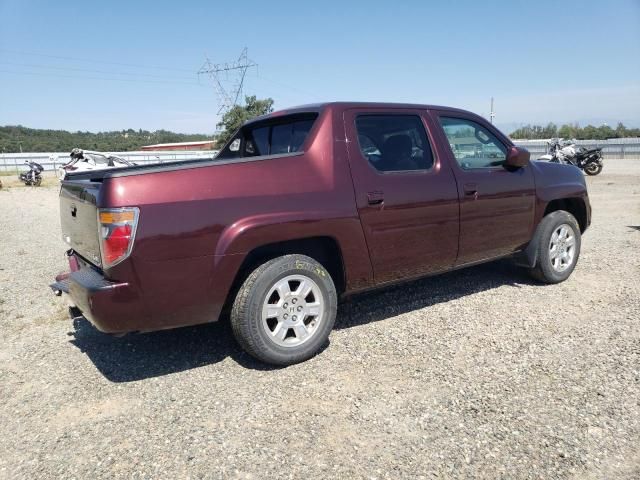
xmin=0 ymin=126 xmax=216 ymax=153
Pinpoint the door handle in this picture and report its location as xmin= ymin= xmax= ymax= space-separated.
xmin=367 ymin=191 xmax=384 ymax=205
xmin=463 ymin=183 xmax=478 ymax=200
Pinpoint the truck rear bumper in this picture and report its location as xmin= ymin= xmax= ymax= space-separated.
xmin=50 ymin=250 xmax=226 ymax=333
xmin=50 ymin=252 xmax=153 ymax=334
xmin=50 ymin=266 xmax=137 ymax=334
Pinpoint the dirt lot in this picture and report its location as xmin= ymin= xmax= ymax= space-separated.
xmin=0 ymin=161 xmax=639 ymax=479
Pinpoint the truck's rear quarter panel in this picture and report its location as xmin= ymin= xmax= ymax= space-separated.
xmin=94 ymin=107 xmax=372 ymax=331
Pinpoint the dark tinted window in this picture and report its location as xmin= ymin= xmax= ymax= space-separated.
xmin=247 ymin=126 xmax=269 ymax=156
xmin=439 ymin=117 xmax=507 ymax=169
xmin=271 ymin=123 xmax=293 ymax=155
xmin=218 ymin=114 xmax=318 ymax=159
xmin=355 ymin=115 xmax=434 ymax=172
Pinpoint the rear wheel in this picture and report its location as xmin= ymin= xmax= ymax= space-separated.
xmin=230 ymin=254 xmax=337 ymax=365
xmin=584 ymin=163 xmax=603 ymax=175
xmin=34 ymin=176 xmax=42 ymax=186
xmin=529 ymin=210 xmax=581 ymax=284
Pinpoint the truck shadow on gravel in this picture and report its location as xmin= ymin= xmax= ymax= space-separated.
xmin=69 ymin=259 xmax=536 ymax=382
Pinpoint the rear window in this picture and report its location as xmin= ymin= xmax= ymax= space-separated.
xmin=217 ymin=114 xmax=318 ymax=159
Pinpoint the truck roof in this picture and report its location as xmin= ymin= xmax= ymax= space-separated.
xmin=245 ymin=102 xmax=475 ymax=126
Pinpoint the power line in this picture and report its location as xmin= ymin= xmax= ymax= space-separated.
xmin=0 ymin=48 xmax=194 ymax=73
xmin=0 ymin=61 xmax=197 ymax=81
xmin=0 ymin=69 xmax=206 ymax=86
xmin=1 ymin=48 xmax=320 ymax=102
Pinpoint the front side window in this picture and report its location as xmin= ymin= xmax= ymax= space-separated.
xmin=439 ymin=117 xmax=507 ymax=169
xmin=217 ymin=114 xmax=317 ymax=159
xmin=355 ymin=115 xmax=434 ymax=172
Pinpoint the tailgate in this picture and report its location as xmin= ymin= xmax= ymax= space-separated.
xmin=60 ymin=180 xmax=103 ymax=266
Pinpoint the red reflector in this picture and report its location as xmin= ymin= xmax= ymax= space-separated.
xmin=103 ymin=224 xmax=132 ymax=265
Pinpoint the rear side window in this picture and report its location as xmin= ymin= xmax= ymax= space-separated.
xmin=355 ymin=115 xmax=434 ymax=172
xmin=218 ymin=114 xmax=317 ymax=159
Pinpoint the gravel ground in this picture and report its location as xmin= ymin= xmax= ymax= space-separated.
xmin=0 ymin=161 xmax=639 ymax=479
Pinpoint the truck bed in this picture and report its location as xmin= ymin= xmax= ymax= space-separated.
xmin=63 ymin=152 xmax=302 ymax=181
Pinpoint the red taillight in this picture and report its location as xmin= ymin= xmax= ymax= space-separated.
xmin=98 ymin=208 xmax=139 ymax=268
xmin=103 ymin=224 xmax=132 ymax=264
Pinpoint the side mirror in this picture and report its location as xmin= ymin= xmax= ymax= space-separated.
xmin=505 ymin=146 xmax=530 ymax=168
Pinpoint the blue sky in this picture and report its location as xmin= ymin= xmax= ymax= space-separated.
xmin=1 ymin=0 xmax=639 ymax=133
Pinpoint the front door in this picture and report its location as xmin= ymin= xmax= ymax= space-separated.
xmin=344 ymin=109 xmax=459 ymax=284
xmin=430 ymin=111 xmax=536 ymax=265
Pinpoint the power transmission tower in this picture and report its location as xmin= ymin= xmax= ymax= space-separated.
xmin=198 ymin=48 xmax=258 ymax=114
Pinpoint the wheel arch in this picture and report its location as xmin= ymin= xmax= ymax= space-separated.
xmin=543 ymin=197 xmax=588 ymax=233
xmin=516 ymin=197 xmax=587 ymax=269
xmin=221 ymin=236 xmax=347 ymax=316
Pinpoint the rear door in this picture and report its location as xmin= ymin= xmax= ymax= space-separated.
xmin=429 ymin=111 xmax=536 ymax=265
xmin=344 ymin=108 xmax=459 ymax=284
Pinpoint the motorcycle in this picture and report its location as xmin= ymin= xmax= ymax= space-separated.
xmin=57 ymin=148 xmax=136 ymax=180
xmin=539 ymin=138 xmax=604 ymax=176
xmin=18 ymin=160 xmax=44 ymax=186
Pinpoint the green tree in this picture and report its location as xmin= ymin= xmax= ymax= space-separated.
xmin=578 ymin=125 xmax=598 ymax=140
xmin=0 ymin=125 xmax=215 ymax=153
xmin=558 ymin=124 xmax=576 ymax=139
xmin=597 ymin=125 xmax=615 ymax=140
xmin=615 ymin=122 xmax=627 ymax=137
xmin=215 ymin=95 xmax=274 ymax=147
xmin=510 ymin=121 xmax=640 ymax=140
xmin=542 ymin=122 xmax=558 ymax=138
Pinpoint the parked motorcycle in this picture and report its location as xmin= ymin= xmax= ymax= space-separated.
xmin=18 ymin=160 xmax=44 ymax=186
xmin=539 ymin=138 xmax=604 ymax=175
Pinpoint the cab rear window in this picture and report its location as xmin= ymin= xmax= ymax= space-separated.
xmin=217 ymin=113 xmax=318 ymax=159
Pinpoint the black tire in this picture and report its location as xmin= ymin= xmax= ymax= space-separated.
xmin=34 ymin=177 xmax=42 ymax=186
xmin=529 ymin=210 xmax=581 ymax=284
xmin=584 ymin=163 xmax=603 ymax=176
xmin=230 ymin=254 xmax=337 ymax=366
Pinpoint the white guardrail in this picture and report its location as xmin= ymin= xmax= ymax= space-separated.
xmin=1 ymin=138 xmax=639 ymax=173
xmin=0 ymin=150 xmax=219 ymax=173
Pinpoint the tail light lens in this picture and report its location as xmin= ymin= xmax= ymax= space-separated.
xmin=98 ymin=207 xmax=140 ymax=268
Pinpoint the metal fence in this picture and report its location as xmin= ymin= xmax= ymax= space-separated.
xmin=1 ymin=138 xmax=639 ymax=174
xmin=0 ymin=150 xmax=218 ymax=173
xmin=512 ymin=138 xmax=640 ymax=160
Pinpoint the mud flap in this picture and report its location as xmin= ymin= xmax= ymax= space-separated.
xmin=513 ymin=221 xmax=544 ymax=268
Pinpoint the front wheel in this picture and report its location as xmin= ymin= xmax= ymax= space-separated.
xmin=584 ymin=163 xmax=603 ymax=175
xmin=528 ymin=211 xmax=581 ymax=284
xmin=231 ymin=254 xmax=337 ymax=365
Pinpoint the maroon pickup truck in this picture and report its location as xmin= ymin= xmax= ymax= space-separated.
xmin=51 ymin=102 xmax=591 ymax=365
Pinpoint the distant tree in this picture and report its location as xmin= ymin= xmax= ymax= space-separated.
xmin=511 ymin=122 xmax=639 ymax=140
xmin=598 ymin=125 xmax=615 ymax=140
xmin=510 ymin=124 xmax=535 ymax=139
xmin=215 ymin=95 xmax=274 ymax=147
xmin=0 ymin=125 xmax=215 ymax=153
xmin=578 ymin=125 xmax=598 ymax=140
xmin=542 ymin=122 xmax=558 ymax=138
xmin=558 ymin=124 xmax=575 ymax=139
